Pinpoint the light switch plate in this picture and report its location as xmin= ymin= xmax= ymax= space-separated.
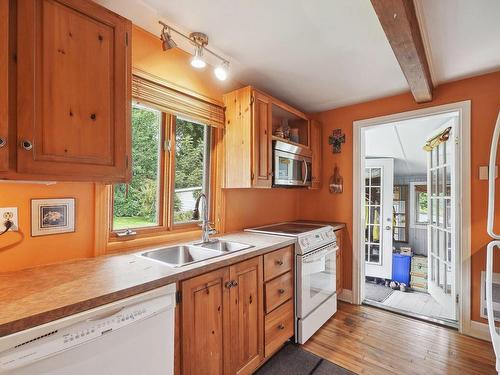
xmin=479 ymin=165 xmax=498 ymax=180
xmin=0 ymin=207 xmax=18 ymax=232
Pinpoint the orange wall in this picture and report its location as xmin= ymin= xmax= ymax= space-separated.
xmin=0 ymin=26 xmax=298 ymax=272
xmin=298 ymin=70 xmax=500 ymax=322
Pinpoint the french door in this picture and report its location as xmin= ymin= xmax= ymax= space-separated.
xmin=364 ymin=158 xmax=394 ymax=279
xmin=427 ymin=125 xmax=457 ymax=320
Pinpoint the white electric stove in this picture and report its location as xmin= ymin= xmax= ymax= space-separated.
xmin=245 ymin=222 xmax=338 ymax=344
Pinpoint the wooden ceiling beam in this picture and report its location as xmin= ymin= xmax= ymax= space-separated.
xmin=371 ymin=0 xmax=433 ymax=102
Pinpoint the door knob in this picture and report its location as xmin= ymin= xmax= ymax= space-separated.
xmin=385 ymin=226 xmax=391 ymax=230
xmin=21 ymin=140 xmax=33 ymax=151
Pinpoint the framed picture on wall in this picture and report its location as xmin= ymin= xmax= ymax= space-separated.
xmin=31 ymin=198 xmax=76 ymax=237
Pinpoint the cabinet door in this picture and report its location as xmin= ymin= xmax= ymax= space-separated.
xmin=229 ymin=257 xmax=264 ymax=375
xmin=0 ymin=0 xmax=9 ymax=172
xmin=181 ymin=267 xmax=231 ymax=375
xmin=335 ymin=229 xmax=343 ymax=293
xmin=310 ymin=120 xmax=322 ymax=189
xmin=251 ymin=91 xmax=272 ymax=188
xmin=16 ymin=0 xmax=131 ymax=182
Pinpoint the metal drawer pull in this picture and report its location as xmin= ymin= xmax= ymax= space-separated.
xmin=278 ymin=324 xmax=285 ymax=330
xmin=278 ymin=288 xmax=285 ymax=294
xmin=275 ymin=259 xmax=284 ymax=266
xmin=225 ymin=281 xmax=233 ymax=289
xmin=21 ymin=140 xmax=33 ymax=151
xmin=232 ymin=280 xmax=238 ymax=287
xmin=0 ymin=137 xmax=6 ymax=148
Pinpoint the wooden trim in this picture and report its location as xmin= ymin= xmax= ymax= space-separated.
xmin=370 ymin=0 xmax=433 ymax=103
xmin=352 ymin=100 xmax=472 ymax=334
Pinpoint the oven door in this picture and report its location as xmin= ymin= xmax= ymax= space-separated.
xmin=274 ymin=149 xmax=311 ymax=187
xmin=297 ymin=243 xmax=337 ymax=318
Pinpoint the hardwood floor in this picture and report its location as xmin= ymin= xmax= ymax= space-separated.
xmin=302 ymin=302 xmax=496 ymax=375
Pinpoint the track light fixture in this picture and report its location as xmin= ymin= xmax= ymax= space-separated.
xmin=160 ymin=25 xmax=177 ymax=51
xmin=158 ymin=21 xmax=230 ymax=80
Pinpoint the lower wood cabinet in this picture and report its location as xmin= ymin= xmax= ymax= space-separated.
xmin=180 ymin=256 xmax=264 ymax=375
xmin=179 ymin=247 xmax=294 ymax=375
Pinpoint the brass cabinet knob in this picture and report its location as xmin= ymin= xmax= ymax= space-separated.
xmin=225 ymin=281 xmax=233 ymax=289
xmin=278 ymin=324 xmax=285 ymax=330
xmin=0 ymin=137 xmax=6 ymax=148
xmin=21 ymin=139 xmax=33 ymax=151
xmin=276 ymin=259 xmax=284 ymax=266
xmin=278 ymin=288 xmax=285 ymax=294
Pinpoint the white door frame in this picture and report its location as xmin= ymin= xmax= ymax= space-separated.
xmin=352 ymin=100 xmax=471 ymax=334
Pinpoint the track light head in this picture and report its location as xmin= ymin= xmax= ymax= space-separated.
xmin=191 ymin=45 xmax=206 ymax=69
xmin=214 ymin=61 xmax=229 ymax=81
xmin=160 ymin=27 xmax=177 ymax=51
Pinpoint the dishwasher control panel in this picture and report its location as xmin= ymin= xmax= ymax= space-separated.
xmin=0 ymin=294 xmax=172 ymax=371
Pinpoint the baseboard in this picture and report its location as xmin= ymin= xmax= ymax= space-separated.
xmin=338 ymin=289 xmax=353 ymax=303
xmin=467 ymin=320 xmax=492 ymax=342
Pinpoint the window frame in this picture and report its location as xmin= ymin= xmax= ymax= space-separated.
xmin=410 ymin=181 xmax=429 ymax=228
xmin=109 ymin=103 xmax=215 ymax=239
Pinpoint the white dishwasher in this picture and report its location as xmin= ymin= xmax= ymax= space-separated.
xmin=0 ymin=283 xmax=176 ymax=375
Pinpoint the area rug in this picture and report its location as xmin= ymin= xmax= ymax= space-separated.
xmin=255 ymin=342 xmax=355 ymax=375
xmin=364 ymin=282 xmax=394 ymax=302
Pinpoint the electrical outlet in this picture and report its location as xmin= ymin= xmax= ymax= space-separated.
xmin=0 ymin=207 xmax=18 ymax=232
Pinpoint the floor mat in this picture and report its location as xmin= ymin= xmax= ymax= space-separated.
xmin=364 ymin=282 xmax=394 ymax=302
xmin=255 ymin=342 xmax=354 ymax=375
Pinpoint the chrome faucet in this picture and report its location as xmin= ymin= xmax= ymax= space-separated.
xmin=192 ymin=193 xmax=216 ymax=243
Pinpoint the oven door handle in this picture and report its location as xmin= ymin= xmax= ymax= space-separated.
xmin=302 ymin=247 xmax=338 ymax=263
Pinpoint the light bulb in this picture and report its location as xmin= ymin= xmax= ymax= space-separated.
xmin=191 ymin=46 xmax=206 ymax=69
xmin=214 ymin=62 xmax=229 ymax=81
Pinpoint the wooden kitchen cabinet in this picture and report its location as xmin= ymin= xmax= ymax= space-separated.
xmin=13 ymin=0 xmax=131 ymax=182
xmin=335 ymin=228 xmax=343 ymax=294
xmin=0 ymin=0 xmax=10 ymax=172
xmin=180 ymin=256 xmax=264 ymax=375
xmin=309 ymin=120 xmax=322 ymax=189
xmin=223 ymin=86 xmax=311 ymax=189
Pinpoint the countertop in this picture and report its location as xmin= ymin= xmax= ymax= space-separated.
xmin=0 ymin=232 xmax=295 ymax=337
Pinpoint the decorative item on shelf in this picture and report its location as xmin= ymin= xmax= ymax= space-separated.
xmin=329 ymin=165 xmax=343 ymax=193
xmin=31 ymin=198 xmax=75 ymax=237
xmin=282 ymin=120 xmax=291 ymax=140
xmin=274 ymin=127 xmax=285 ymax=138
xmin=290 ymin=128 xmax=300 ymax=143
xmin=328 ymin=129 xmax=346 ymax=153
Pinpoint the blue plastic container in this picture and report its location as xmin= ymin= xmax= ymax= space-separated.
xmin=392 ymin=253 xmax=411 ymax=285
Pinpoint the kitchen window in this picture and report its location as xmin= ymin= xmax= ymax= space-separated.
xmin=109 ymin=74 xmax=224 ymax=238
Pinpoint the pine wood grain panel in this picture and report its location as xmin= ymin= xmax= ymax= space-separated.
xmin=252 ymin=91 xmax=272 ymax=187
xmin=264 ymin=299 xmax=294 ymax=357
xmin=265 ymin=271 xmax=293 ymax=313
xmin=263 ymin=245 xmax=293 ymax=282
xmin=16 ymin=0 xmax=131 ymax=182
xmin=302 ymin=302 xmax=496 ymax=375
xmin=309 ymin=119 xmax=322 ymax=189
xmin=229 ymin=256 xmax=264 ymax=375
xmin=0 ymin=0 xmax=9 ymax=171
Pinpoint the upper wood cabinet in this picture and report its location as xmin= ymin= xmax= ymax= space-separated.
xmin=223 ymin=86 xmax=310 ymax=189
xmin=310 ymin=120 xmax=322 ymax=189
xmin=180 ymin=256 xmax=264 ymax=375
xmin=13 ymin=0 xmax=131 ymax=182
xmin=0 ymin=0 xmax=10 ymax=172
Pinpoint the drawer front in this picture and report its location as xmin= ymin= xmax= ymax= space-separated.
xmin=265 ymin=272 xmax=293 ymax=313
xmin=264 ymin=246 xmax=293 ymax=282
xmin=265 ymin=299 xmax=294 ymax=357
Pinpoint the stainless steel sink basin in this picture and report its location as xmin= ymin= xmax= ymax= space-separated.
xmin=194 ymin=240 xmax=253 ymax=253
xmin=140 ymin=245 xmax=222 ymax=267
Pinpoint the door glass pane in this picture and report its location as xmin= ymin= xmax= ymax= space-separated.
xmin=446 ymin=167 xmax=452 ymax=196
xmin=438 ymin=142 xmax=445 ymax=166
xmin=371 ymin=168 xmax=381 ymax=186
xmin=439 ymin=259 xmax=445 ymax=289
xmin=431 ymin=170 xmax=437 ymax=196
xmin=438 ymin=199 xmax=445 ymax=227
xmin=365 ymin=244 xmax=369 ymax=262
xmin=370 ymin=225 xmax=380 ymax=244
xmin=431 ymin=198 xmax=437 ymax=226
xmin=370 ymin=187 xmax=381 ymax=205
xmin=431 ymin=256 xmax=436 ymax=282
xmin=369 ymin=245 xmax=380 ymax=263
xmin=113 ymin=105 xmax=162 ymax=230
xmin=446 ymin=232 xmax=452 ymax=262
xmin=445 ymin=199 xmax=451 ymax=230
xmin=432 ymin=148 xmax=438 ymax=168
xmin=446 ymin=265 xmax=452 ymax=294
xmin=431 ymin=228 xmax=438 ymax=255
xmin=440 ymin=167 xmax=446 ymax=197
xmin=173 ymin=118 xmax=211 ymax=224
xmin=370 ymin=206 xmax=381 ymax=225
xmin=365 ymin=225 xmax=370 ymax=243
xmin=365 ymin=168 xmax=371 ymax=187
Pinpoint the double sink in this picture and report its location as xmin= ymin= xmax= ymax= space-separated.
xmin=140 ymin=239 xmax=253 ymax=267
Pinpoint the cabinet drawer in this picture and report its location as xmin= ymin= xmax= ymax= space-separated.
xmin=264 ymin=246 xmax=293 ymax=282
xmin=265 ymin=272 xmax=293 ymax=313
xmin=265 ymin=299 xmax=294 ymax=357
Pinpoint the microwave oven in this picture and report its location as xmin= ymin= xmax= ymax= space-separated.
xmin=273 ymin=140 xmax=312 ymax=187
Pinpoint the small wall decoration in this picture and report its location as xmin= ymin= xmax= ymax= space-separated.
xmin=328 ymin=129 xmax=346 ymax=153
xmin=329 ymin=165 xmax=344 ymax=193
xmin=31 ymin=198 xmax=75 ymax=237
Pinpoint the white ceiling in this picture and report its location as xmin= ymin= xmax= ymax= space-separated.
xmin=96 ymin=0 xmax=500 ymax=112
xmin=364 ymin=112 xmax=458 ymax=176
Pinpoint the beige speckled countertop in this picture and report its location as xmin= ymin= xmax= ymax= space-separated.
xmin=0 ymin=232 xmax=295 ymax=337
